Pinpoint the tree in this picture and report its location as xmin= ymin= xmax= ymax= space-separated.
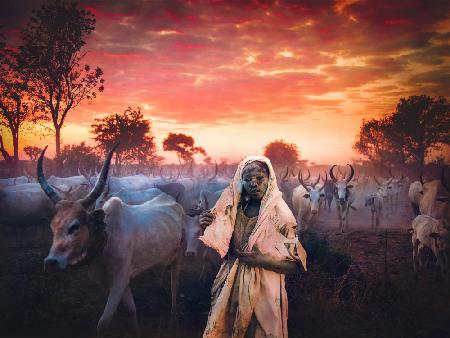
xmin=162 ymin=133 xmax=207 ymax=165
xmin=91 ymin=107 xmax=157 ymax=169
xmin=263 ymin=139 xmax=300 ymax=170
xmin=23 ymin=145 xmax=43 ymax=162
xmin=19 ymin=0 xmax=104 ymax=173
xmin=353 ymin=116 xmax=405 ymax=170
xmin=354 ymin=95 xmax=450 ymax=169
xmin=0 ymin=32 xmax=34 ymax=164
xmin=391 ymin=95 xmax=449 ymax=165
xmin=60 ymin=142 xmax=100 ymax=175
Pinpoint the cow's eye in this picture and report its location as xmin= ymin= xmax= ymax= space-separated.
xmin=68 ymin=223 xmax=80 ymax=235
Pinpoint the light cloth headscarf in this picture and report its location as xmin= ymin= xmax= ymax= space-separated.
xmin=200 ymin=156 xmax=307 ymax=338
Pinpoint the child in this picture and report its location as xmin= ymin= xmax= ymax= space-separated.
xmin=199 ymin=156 xmax=307 ymax=338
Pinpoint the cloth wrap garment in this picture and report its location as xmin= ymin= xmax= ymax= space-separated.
xmin=200 ymin=156 xmax=307 ymax=338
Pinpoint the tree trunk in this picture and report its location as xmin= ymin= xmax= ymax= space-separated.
xmin=12 ymin=131 xmax=19 ymax=162
xmin=55 ymin=127 xmax=62 ymax=175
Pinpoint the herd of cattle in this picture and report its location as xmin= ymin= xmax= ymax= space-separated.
xmin=0 ymin=147 xmax=449 ymax=337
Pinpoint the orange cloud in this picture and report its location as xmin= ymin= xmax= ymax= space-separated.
xmin=1 ymin=0 xmax=449 ymax=164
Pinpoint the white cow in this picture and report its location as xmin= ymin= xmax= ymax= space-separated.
xmin=95 ymin=187 xmax=163 ymax=208
xmin=365 ymin=191 xmax=383 ymax=229
xmin=419 ymin=169 xmax=449 ymax=219
xmin=408 ymin=180 xmax=423 ymax=216
xmin=0 ymin=176 xmax=29 ymax=187
xmin=330 ymin=164 xmax=356 ymax=233
xmin=106 ymin=174 xmax=156 ymax=193
xmin=292 ymin=173 xmax=325 ymax=233
xmin=410 ymin=215 xmax=449 ymax=275
xmin=38 ymin=144 xmax=185 ymax=337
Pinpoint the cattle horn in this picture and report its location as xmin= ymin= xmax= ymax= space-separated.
xmin=389 ymin=168 xmax=395 ymax=179
xmin=320 ymin=173 xmax=328 ymax=191
xmin=79 ymin=143 xmax=119 ymax=209
xmin=281 ymin=166 xmax=289 ymax=182
xmin=37 ymin=146 xmax=62 ymax=204
xmin=329 ymin=165 xmax=337 ymax=182
xmin=373 ymin=176 xmax=382 ymax=186
xmin=346 ymin=164 xmax=354 ymax=183
xmin=298 ymin=171 xmax=310 ymax=192
xmin=441 ymin=167 xmax=450 ymax=192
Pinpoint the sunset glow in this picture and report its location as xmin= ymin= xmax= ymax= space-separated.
xmin=1 ymin=0 xmax=449 ymax=164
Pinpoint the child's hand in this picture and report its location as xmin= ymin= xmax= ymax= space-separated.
xmin=199 ymin=209 xmax=215 ymax=230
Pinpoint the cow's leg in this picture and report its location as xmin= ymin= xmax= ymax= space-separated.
xmin=121 ymin=286 xmax=140 ymax=337
xmin=343 ymin=206 xmax=349 ymax=233
xmin=97 ymin=276 xmax=129 ymax=338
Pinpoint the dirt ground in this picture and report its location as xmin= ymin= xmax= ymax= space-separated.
xmin=1 ymin=192 xmax=449 ymax=338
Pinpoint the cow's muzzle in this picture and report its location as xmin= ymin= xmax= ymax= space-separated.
xmin=44 ymin=256 xmax=67 ymax=271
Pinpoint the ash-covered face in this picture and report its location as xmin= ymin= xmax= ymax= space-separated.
xmin=242 ymin=162 xmax=269 ymax=200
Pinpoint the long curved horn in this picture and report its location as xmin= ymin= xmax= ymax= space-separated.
xmin=373 ymin=176 xmax=382 ymax=186
xmin=79 ymin=143 xmax=119 ymax=209
xmin=329 ymin=165 xmax=337 ymax=182
xmin=346 ymin=164 xmax=354 ymax=183
xmin=37 ymin=146 xmax=62 ymax=204
xmin=305 ymin=168 xmax=311 ymax=181
xmin=281 ymin=166 xmax=289 ymax=182
xmin=310 ymin=174 xmax=320 ymax=188
xmin=298 ymin=171 xmax=310 ymax=192
xmin=419 ymin=172 xmax=424 ymax=186
xmin=320 ymin=173 xmax=328 ymax=191
xmin=389 ymin=168 xmax=395 ymax=179
xmin=208 ymin=162 xmax=218 ymax=181
xmin=441 ymin=167 xmax=450 ymax=192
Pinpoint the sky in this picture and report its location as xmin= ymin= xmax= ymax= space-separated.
xmin=1 ymin=0 xmax=449 ymax=164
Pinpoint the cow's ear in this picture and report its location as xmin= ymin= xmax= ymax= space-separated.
xmin=90 ymin=209 xmax=105 ymax=223
xmin=347 ymin=184 xmax=354 ymax=189
xmin=407 ymin=228 xmax=414 ymax=234
xmin=303 ymin=194 xmax=310 ymax=199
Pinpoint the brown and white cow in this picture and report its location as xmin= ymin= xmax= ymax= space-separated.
xmin=38 ymin=144 xmax=185 ymax=338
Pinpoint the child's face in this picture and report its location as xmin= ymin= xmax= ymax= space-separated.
xmin=242 ymin=165 xmax=269 ymax=200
